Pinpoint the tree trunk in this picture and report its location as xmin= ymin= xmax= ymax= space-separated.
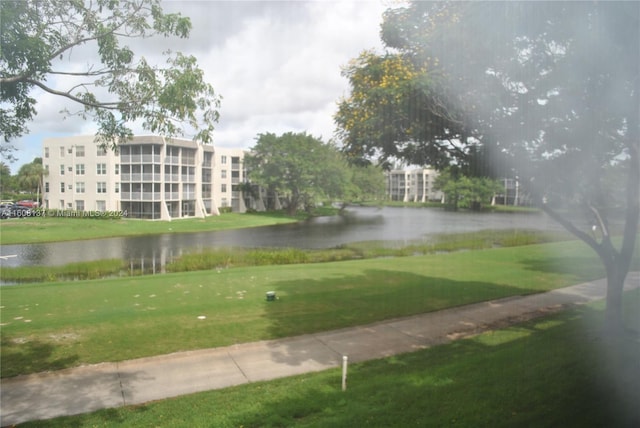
xmin=286 ymin=192 xmax=300 ymax=216
xmin=604 ymin=258 xmax=626 ymax=333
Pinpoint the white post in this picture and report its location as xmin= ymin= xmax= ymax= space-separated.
xmin=342 ymin=355 xmax=348 ymax=391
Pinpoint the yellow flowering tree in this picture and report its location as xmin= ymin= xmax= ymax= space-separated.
xmin=335 ymin=50 xmax=474 ymax=169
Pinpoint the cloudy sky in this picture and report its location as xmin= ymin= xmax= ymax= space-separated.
xmin=8 ymin=0 xmax=392 ymax=172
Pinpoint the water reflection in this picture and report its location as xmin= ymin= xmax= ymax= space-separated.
xmin=0 ymin=206 xmax=561 ymax=269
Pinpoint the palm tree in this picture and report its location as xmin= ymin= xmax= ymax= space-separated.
xmin=17 ymin=158 xmax=47 ymax=204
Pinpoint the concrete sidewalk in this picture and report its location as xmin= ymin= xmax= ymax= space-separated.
xmin=2 ymin=272 xmax=639 ymax=426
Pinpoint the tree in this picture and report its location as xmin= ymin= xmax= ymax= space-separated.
xmin=16 ymin=157 xmax=46 ymax=198
xmin=335 ymin=50 xmax=472 ymax=169
xmin=245 ymin=132 xmax=351 ymax=216
xmin=337 ymin=1 xmax=639 ymax=331
xmin=0 ymin=0 xmax=221 ymax=155
xmin=0 ymin=161 xmax=13 ymax=194
xmin=348 ymin=164 xmax=386 ymax=203
xmin=434 ymin=168 xmax=501 ymax=211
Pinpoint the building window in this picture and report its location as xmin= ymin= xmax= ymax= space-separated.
xmin=60 ymin=146 xmax=65 ymax=157
xmin=203 ymin=152 xmax=213 ymax=167
xmin=60 ymin=200 xmax=64 ymax=209
xmin=45 ymin=147 xmax=49 ymax=158
xmin=45 ymin=182 xmax=49 ymax=192
xmin=68 ymin=184 xmax=73 ymax=190
xmin=221 ymin=155 xmax=227 ymax=164
xmin=97 ymin=182 xmax=107 ymax=193
xmin=68 ymin=166 xmax=72 ymax=172
xmin=76 ymin=200 xmax=84 ymax=211
xmin=60 ymin=165 xmax=65 ymax=175
xmin=221 ymin=183 xmax=227 ymax=192
xmin=76 ymin=182 xmax=85 ymax=193
xmin=115 ymin=164 xmax=120 ymax=175
xmin=97 ymin=147 xmax=107 ymax=156
xmin=221 ymin=170 xmax=227 ymax=179
xmin=68 ymin=148 xmax=73 ymax=154
xmin=60 ymin=182 xmax=65 ymax=193
xmin=96 ymin=200 xmax=106 ymax=211
xmin=75 ymin=146 xmax=85 ymax=157
xmin=97 ymin=163 xmax=107 ymax=175
xmin=76 ymin=164 xmax=85 ymax=175
xmin=115 ymin=182 xmax=120 ymax=193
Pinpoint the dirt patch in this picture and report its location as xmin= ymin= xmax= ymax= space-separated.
xmin=47 ymin=332 xmax=81 ymax=342
xmin=446 ymin=304 xmax=569 ymax=341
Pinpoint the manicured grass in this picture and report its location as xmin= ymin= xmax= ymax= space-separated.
xmin=20 ymin=289 xmax=640 ymax=427
xmin=0 ymin=239 xmax=622 ymax=378
xmin=0 ymin=212 xmax=298 ymax=245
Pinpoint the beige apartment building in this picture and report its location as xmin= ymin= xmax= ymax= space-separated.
xmin=42 ymin=135 xmax=249 ymax=220
xmin=386 ymin=168 xmax=443 ymax=202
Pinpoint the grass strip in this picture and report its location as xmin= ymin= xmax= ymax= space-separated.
xmin=19 ymin=289 xmax=640 ymax=427
xmin=165 ymin=229 xmax=569 ymax=273
xmin=0 ymin=211 xmax=299 ymax=245
xmin=3 ymin=239 xmax=631 ymax=378
xmin=0 ymin=229 xmax=570 ymax=283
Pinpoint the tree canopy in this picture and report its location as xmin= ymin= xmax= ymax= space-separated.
xmin=15 ymin=157 xmax=46 ymax=195
xmin=335 ymin=50 xmax=471 ymax=170
xmin=336 ymin=1 xmax=639 ymax=330
xmin=245 ymin=132 xmax=351 ymax=216
xmin=434 ymin=168 xmax=502 ymax=212
xmin=0 ymin=0 xmax=221 ymax=157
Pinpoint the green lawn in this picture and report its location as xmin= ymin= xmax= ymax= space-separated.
xmin=0 ymin=212 xmax=298 ymax=244
xmin=0 ymin=239 xmax=620 ymax=378
xmin=19 ymin=289 xmax=640 ymax=428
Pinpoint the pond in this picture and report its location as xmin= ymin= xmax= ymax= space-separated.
xmin=0 ymin=206 xmax=562 ymax=269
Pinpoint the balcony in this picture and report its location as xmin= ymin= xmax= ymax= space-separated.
xmin=120 ymin=154 xmax=160 ymax=163
xmin=164 ymin=192 xmax=180 ymax=200
xmin=121 ymin=173 xmax=162 ymax=182
xmin=142 ymin=173 xmax=162 ymax=182
xmin=165 ymin=156 xmax=179 ymax=165
xmin=181 ymin=175 xmax=195 ymax=183
xmin=164 ymin=174 xmax=179 ymax=182
xmin=120 ymin=192 xmax=161 ymax=201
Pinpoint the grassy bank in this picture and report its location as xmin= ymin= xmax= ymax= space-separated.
xmin=20 ymin=289 xmax=640 ymax=427
xmin=359 ymin=200 xmax=540 ymax=213
xmin=0 ymin=229 xmax=570 ymax=283
xmin=1 ymin=238 xmax=624 ymax=378
xmin=0 ymin=211 xmax=299 ymax=245
xmin=164 ymin=229 xmax=568 ymax=273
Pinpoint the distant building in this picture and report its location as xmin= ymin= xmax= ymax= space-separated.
xmin=42 ymin=135 xmax=250 ymax=220
xmin=386 ymin=168 xmax=443 ymax=202
xmin=493 ymin=177 xmax=531 ymax=206
xmin=212 ymin=147 xmax=249 ymax=213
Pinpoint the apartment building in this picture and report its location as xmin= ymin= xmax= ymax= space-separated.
xmin=42 ymin=135 xmax=247 ymax=220
xmin=386 ymin=168 xmax=443 ymax=202
xmin=212 ymin=147 xmax=249 ymax=213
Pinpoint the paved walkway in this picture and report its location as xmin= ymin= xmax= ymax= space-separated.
xmin=2 ymin=272 xmax=639 ymax=426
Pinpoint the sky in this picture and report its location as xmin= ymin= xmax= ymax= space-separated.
xmin=6 ymin=0 xmax=393 ymax=173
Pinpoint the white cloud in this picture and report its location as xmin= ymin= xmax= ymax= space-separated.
xmin=9 ymin=0 xmax=387 ymax=169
